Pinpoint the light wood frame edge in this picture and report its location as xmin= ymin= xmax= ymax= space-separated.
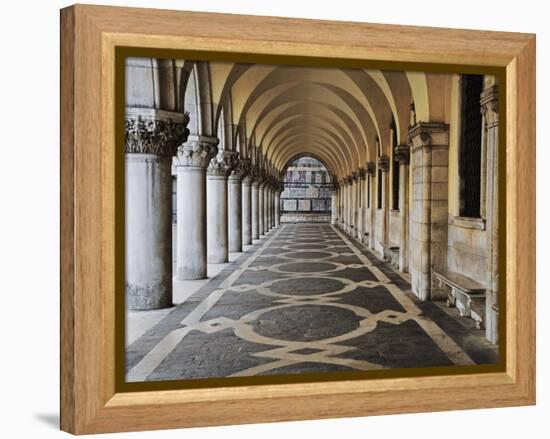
xmin=60 ymin=4 xmax=536 ymax=435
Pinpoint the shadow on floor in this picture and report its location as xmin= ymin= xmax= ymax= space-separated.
xmin=34 ymin=413 xmax=59 ymax=430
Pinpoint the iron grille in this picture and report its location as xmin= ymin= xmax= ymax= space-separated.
xmin=459 ymin=74 xmax=483 ymax=218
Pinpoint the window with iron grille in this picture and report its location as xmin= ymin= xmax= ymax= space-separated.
xmin=459 ymin=74 xmax=483 ymax=218
xmin=391 ymin=119 xmax=399 ymax=210
xmin=377 ymin=170 xmax=383 ymax=209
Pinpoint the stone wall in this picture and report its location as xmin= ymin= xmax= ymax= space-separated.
xmin=281 ymin=157 xmax=333 ymax=215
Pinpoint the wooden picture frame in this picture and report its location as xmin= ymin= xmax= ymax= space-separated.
xmin=60 ymin=4 xmax=536 ymax=434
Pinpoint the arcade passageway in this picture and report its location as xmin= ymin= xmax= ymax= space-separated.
xmin=124 ymin=57 xmax=501 ymax=379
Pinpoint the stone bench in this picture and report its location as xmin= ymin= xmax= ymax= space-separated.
xmin=381 ymin=242 xmax=399 ymax=269
xmin=433 ymin=270 xmax=486 ymax=329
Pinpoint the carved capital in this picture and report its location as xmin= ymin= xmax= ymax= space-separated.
xmin=125 ymin=113 xmax=190 ymax=156
xmin=366 ymin=162 xmax=376 ymax=176
xmin=357 ymin=167 xmax=366 ymax=180
xmin=176 ymin=135 xmax=219 ymax=168
xmin=377 ymin=155 xmax=390 ymax=172
xmin=394 ymin=144 xmax=410 ymax=165
xmin=208 ymin=150 xmax=239 ymax=177
xmin=408 ymin=122 xmax=449 ymax=151
xmin=480 ymin=85 xmax=499 ymax=128
xmin=229 ymin=158 xmax=251 ymax=181
xmin=351 ymin=171 xmax=359 ymax=182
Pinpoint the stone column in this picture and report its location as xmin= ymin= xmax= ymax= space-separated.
xmin=263 ymin=183 xmax=269 ymax=233
xmin=271 ymin=185 xmax=278 ymax=227
xmin=175 ymin=136 xmax=218 ymax=280
xmin=395 ymin=145 xmax=411 ymax=273
xmin=251 ymin=177 xmax=260 ymax=240
xmin=377 ymin=155 xmax=390 ymax=255
xmin=242 ymin=170 xmax=253 ymax=246
xmin=350 ymin=172 xmax=357 ymax=238
xmin=331 ymin=191 xmax=338 ymax=225
xmin=481 ymin=85 xmax=499 ymax=343
xmin=409 ymin=123 xmax=449 ymax=300
xmin=271 ymin=187 xmax=277 ymax=228
xmin=344 ymin=177 xmax=351 ymax=234
xmin=228 ymin=160 xmax=248 ymax=253
xmin=275 ymin=187 xmax=281 ymax=226
xmin=340 ymin=181 xmax=345 ymax=231
xmin=258 ymin=181 xmax=265 ymax=235
xmin=366 ymin=162 xmax=376 ymax=250
xmin=266 ymin=185 xmax=272 ymax=230
xmin=125 ymin=114 xmax=189 ymax=309
xmin=207 ymin=150 xmax=238 ymax=263
xmin=357 ymin=168 xmax=366 ymax=241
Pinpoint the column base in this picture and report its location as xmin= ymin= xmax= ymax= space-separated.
xmin=126 ymin=282 xmax=172 ymax=310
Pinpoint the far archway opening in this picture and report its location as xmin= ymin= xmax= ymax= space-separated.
xmin=280 ymin=155 xmax=334 ymax=223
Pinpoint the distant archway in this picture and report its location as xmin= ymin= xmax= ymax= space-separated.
xmin=280 ymin=156 xmax=334 ymax=223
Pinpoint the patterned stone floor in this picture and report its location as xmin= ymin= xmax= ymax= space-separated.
xmin=126 ymin=224 xmax=498 ymax=382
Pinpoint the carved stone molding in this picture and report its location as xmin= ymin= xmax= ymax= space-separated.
xmin=394 ymin=144 xmax=411 ymax=165
xmin=207 ymin=150 xmax=239 ymax=177
xmin=366 ymin=162 xmax=376 ymax=176
xmin=175 ymin=135 xmax=219 ymax=168
xmin=125 ymin=113 xmax=190 ymax=156
xmin=377 ymin=155 xmax=390 ymax=172
xmin=408 ymin=122 xmax=450 ymax=152
xmin=480 ymin=85 xmax=499 ymax=128
xmin=229 ymin=158 xmax=251 ymax=181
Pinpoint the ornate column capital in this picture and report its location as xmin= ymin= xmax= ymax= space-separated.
xmin=176 ymin=135 xmax=219 ymax=168
xmin=357 ymin=167 xmax=367 ymax=180
xmin=229 ymin=158 xmax=251 ymax=181
xmin=344 ymin=176 xmax=353 ymax=186
xmin=480 ymin=85 xmax=499 ymax=128
xmin=377 ymin=155 xmax=390 ymax=172
xmin=366 ymin=162 xmax=376 ymax=176
xmin=351 ymin=171 xmax=360 ymax=182
xmin=125 ymin=112 xmax=190 ymax=157
xmin=408 ymin=122 xmax=449 ymax=151
xmin=394 ymin=144 xmax=411 ymax=165
xmin=207 ymin=150 xmax=239 ymax=177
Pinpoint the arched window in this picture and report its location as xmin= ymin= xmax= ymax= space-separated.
xmin=459 ymin=74 xmax=484 ymax=218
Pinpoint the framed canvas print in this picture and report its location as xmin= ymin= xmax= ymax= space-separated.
xmin=60 ymin=4 xmax=536 ymax=434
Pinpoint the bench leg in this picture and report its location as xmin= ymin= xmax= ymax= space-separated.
xmin=454 ymin=289 xmax=471 ymax=317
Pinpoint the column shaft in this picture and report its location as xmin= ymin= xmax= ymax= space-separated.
xmin=409 ymin=123 xmax=449 ymax=300
xmin=251 ymin=182 xmax=260 ymax=240
xmin=126 ymin=154 xmax=173 ymax=309
xmin=176 ymin=166 xmax=207 ymax=279
xmin=207 ymin=174 xmax=228 ymax=263
xmin=228 ymin=175 xmax=242 ymax=252
xmin=481 ymin=85 xmax=499 ymax=343
xmin=275 ymin=191 xmax=281 ymax=226
xmin=242 ymin=177 xmax=252 ymax=245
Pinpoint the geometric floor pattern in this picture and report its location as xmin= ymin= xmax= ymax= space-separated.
xmin=126 ymin=224 xmax=498 ymax=382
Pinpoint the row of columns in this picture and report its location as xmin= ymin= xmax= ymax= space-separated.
xmin=332 ymin=98 xmax=499 ymax=345
xmin=125 ymin=122 xmax=282 ymax=310
xmin=333 ymin=150 xmax=408 ymax=270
